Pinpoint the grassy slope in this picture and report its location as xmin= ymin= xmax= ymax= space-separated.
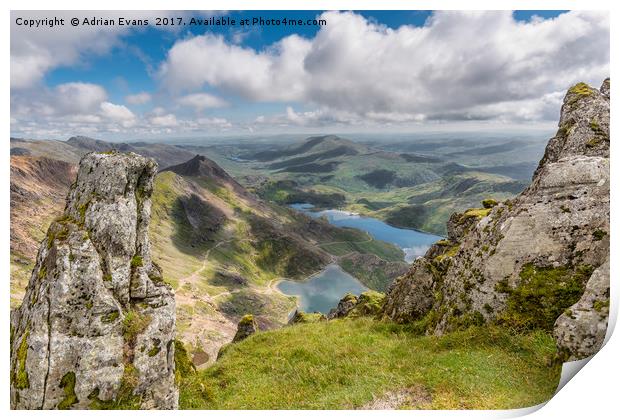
xmin=179 ymin=319 xmax=560 ymax=409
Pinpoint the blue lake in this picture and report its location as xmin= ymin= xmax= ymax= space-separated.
xmin=290 ymin=203 xmax=443 ymax=263
xmin=277 ymin=264 xmax=368 ymax=314
xmin=276 ymin=204 xmax=443 ymax=313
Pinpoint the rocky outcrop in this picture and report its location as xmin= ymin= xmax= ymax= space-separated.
xmin=384 ymin=79 xmax=610 ymax=361
xmin=328 ymin=291 xmax=386 ymax=319
xmin=10 ymin=152 xmax=178 ymax=409
xmin=232 ymin=314 xmax=259 ymax=342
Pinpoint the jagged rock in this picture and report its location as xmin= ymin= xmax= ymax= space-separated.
xmin=383 ymin=263 xmax=436 ymax=323
xmin=383 ymin=80 xmax=609 ymax=361
xmin=9 ymin=151 xmax=177 ymax=409
xmin=289 ymin=310 xmax=327 ymax=324
xmin=233 ymin=314 xmax=259 ymax=342
xmin=554 ymin=260 xmax=610 ymax=361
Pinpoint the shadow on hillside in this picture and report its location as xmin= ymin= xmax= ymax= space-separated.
xmin=171 ymin=193 xmax=226 ymax=256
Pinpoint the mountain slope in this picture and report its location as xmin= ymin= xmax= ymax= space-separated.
xmin=10 ymin=145 xmax=407 ymax=368
xmin=179 ymin=319 xmax=560 ymax=409
xmin=217 ymin=135 xmax=530 ymax=235
xmin=10 ymin=156 xmax=77 ymax=306
xmin=11 ymin=135 xmax=196 ymax=168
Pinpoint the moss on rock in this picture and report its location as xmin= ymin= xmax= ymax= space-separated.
xmin=290 ymin=311 xmax=327 ymax=324
xmin=13 ymin=329 xmax=30 ymax=390
xmin=57 ymin=372 xmax=78 ymax=409
xmin=122 ymin=310 xmax=152 ymax=343
xmin=174 ymin=339 xmax=197 ymax=384
xmin=348 ymin=291 xmax=386 ymax=318
xmin=496 ymin=263 xmax=592 ymax=332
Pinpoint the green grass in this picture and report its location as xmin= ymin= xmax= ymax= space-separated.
xmin=179 ymin=319 xmax=560 ymax=409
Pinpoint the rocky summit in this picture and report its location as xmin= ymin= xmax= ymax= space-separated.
xmin=10 ymin=152 xmax=178 ymax=409
xmin=384 ymin=79 xmax=610 ymax=361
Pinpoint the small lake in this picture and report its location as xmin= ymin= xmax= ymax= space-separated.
xmin=290 ymin=203 xmax=443 ymax=263
xmin=276 ymin=203 xmax=443 ymax=313
xmin=277 ymin=264 xmax=368 ymax=314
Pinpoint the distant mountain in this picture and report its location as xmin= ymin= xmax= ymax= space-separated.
xmin=243 ymin=135 xmax=368 ymax=163
xmin=233 ymin=135 xmax=524 ymax=234
xmin=162 ymin=154 xmax=247 ymax=195
xmin=11 ymin=135 xmax=196 ymax=168
xmin=10 ymin=155 xmax=77 ymax=305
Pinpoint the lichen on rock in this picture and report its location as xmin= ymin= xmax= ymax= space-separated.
xmin=10 ymin=152 xmax=178 ymax=409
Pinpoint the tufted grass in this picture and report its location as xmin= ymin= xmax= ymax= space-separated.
xmin=178 ymin=318 xmax=561 ymax=410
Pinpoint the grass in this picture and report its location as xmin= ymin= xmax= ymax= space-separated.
xmin=179 ymin=319 xmax=561 ymax=409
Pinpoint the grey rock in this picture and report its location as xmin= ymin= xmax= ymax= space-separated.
xmin=10 ymin=151 xmax=178 ymax=409
xmin=328 ymin=293 xmax=359 ymax=319
xmin=383 ymin=80 xmax=610 ymax=361
xmin=554 ymin=260 xmax=610 ymax=361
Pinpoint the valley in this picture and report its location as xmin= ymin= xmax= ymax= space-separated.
xmin=10 ymin=136 xmax=419 ymax=367
xmin=183 ymin=133 xmax=547 ymax=235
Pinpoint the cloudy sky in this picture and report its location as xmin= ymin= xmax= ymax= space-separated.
xmin=10 ymin=10 xmax=609 ymax=140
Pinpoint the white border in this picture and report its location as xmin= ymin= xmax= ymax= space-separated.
xmin=2 ymin=1 xmax=616 ymax=419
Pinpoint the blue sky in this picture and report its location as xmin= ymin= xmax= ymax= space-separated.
xmin=10 ymin=10 xmax=608 ymax=141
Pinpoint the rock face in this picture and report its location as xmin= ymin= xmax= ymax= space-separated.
xmin=554 ymin=260 xmax=610 ymax=361
xmin=10 ymin=152 xmax=178 ymax=409
xmin=384 ymin=80 xmax=610 ymax=361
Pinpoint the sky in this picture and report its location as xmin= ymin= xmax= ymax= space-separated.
xmin=10 ymin=10 xmax=610 ymax=141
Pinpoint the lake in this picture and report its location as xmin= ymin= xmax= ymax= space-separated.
xmin=290 ymin=203 xmax=442 ymax=263
xmin=276 ymin=204 xmax=443 ymax=314
xmin=277 ymin=264 xmax=368 ymax=314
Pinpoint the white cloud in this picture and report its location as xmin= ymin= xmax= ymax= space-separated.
xmin=178 ymin=93 xmax=228 ymax=110
xmin=11 ymin=82 xmax=141 ymax=135
xmin=10 ymin=11 xmax=221 ymax=89
xmin=159 ymin=33 xmax=311 ymax=101
xmin=196 ymin=117 xmax=232 ymax=128
xmin=54 ymin=83 xmax=108 ymax=115
xmin=149 ymin=113 xmax=179 ymax=127
xmin=159 ymin=10 xmax=609 ymax=123
xmin=100 ymin=102 xmax=136 ymax=127
xmin=125 ymin=92 xmax=152 ymax=105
